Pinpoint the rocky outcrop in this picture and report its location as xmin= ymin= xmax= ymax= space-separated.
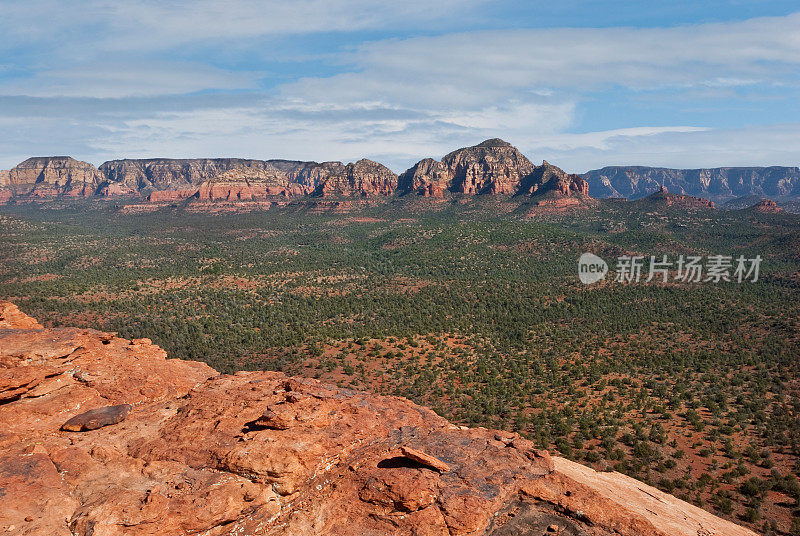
xmin=0 ymin=301 xmax=43 ymax=329
xmin=0 ymin=302 xmax=758 ymax=536
xmin=97 ymin=181 xmax=137 ymax=197
xmin=582 ymin=165 xmax=800 ymax=202
xmin=398 ymin=139 xmax=536 ymax=196
xmin=5 ymin=157 xmax=104 ymax=198
xmin=398 ymin=140 xmax=589 ymax=200
xmin=395 ymin=158 xmax=449 ymax=197
xmin=751 ymin=198 xmax=783 ymax=213
xmin=640 ymin=185 xmax=715 ymax=209
xmin=445 ymin=139 xmax=536 ymax=194
xmin=519 ymin=160 xmax=589 ymax=197
xmin=313 ymin=159 xmax=397 ymax=197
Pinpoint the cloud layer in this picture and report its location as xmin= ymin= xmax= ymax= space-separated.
xmin=0 ymin=3 xmax=797 ymax=172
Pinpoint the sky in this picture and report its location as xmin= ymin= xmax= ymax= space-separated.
xmin=0 ymin=0 xmax=798 ymax=173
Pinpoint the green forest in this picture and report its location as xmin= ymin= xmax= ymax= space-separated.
xmin=1 ymin=198 xmax=799 ymax=534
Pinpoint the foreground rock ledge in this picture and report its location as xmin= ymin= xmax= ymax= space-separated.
xmin=0 ymin=301 xmax=758 ymax=536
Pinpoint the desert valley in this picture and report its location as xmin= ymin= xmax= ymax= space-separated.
xmin=1 ymin=139 xmax=799 ymax=535
xmin=3 ymin=1 xmax=800 ymax=534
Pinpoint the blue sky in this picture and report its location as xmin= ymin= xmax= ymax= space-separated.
xmin=0 ymin=0 xmax=798 ymax=173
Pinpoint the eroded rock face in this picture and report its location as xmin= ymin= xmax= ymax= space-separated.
xmin=6 ymin=157 xmax=104 ymax=198
xmin=643 ymin=185 xmax=716 ymax=209
xmin=398 ymin=139 xmax=590 ymax=200
xmin=0 ymin=145 xmax=592 ymax=205
xmin=397 ymin=158 xmax=449 ymax=197
xmin=0 ymin=302 xmax=43 ymax=330
xmin=0 ymin=302 xmax=757 ymax=536
xmin=314 ymin=159 xmax=398 ymax=197
xmin=752 ymin=199 xmax=783 ymax=213
xmin=520 ymin=161 xmax=589 ymax=197
xmin=398 ymin=139 xmax=535 ymax=196
xmin=99 ymin=158 xmax=349 ymax=201
xmin=446 ymin=139 xmax=536 ymax=194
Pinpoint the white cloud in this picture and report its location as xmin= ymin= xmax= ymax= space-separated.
xmin=0 ymin=62 xmax=262 ymax=98
xmin=0 ymin=0 xmax=485 ymax=54
xmin=287 ymin=12 xmax=800 ymax=109
xmin=0 ymin=9 xmax=798 ymax=171
xmin=526 ymin=126 xmax=711 ymax=153
xmin=529 ymin=124 xmax=800 ymax=172
xmin=0 ymin=95 xmax=798 ymax=174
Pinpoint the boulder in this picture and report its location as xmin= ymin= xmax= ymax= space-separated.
xmin=61 ymin=404 xmax=133 ymax=431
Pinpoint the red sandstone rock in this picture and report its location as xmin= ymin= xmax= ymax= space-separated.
xmin=399 ymin=446 xmax=451 ymax=473
xmin=0 ymin=302 xmax=759 ymax=536
xmin=397 ymin=140 xmax=591 ymax=202
xmin=645 ymin=185 xmax=715 ymax=209
xmin=147 ymin=188 xmax=197 ymax=202
xmin=101 ymin=158 xmax=343 ymax=201
xmin=61 ymin=403 xmax=133 ymax=431
xmin=752 ymin=199 xmax=783 ymax=213
xmin=0 ymin=302 xmax=44 ymax=329
xmin=314 ymin=159 xmax=397 ymax=197
xmin=398 ymin=139 xmax=536 ymax=196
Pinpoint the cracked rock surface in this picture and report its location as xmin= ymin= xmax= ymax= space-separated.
xmin=0 ymin=302 xmax=758 ymax=536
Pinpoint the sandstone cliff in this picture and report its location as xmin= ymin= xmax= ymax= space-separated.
xmin=397 ymin=139 xmax=589 ymax=200
xmin=5 ymin=156 xmax=104 ymax=197
xmin=313 ymin=159 xmax=397 ymax=197
xmin=0 ymin=171 xmax=10 ymax=203
xmin=98 ymin=158 xmax=399 ymax=201
xmin=0 ymin=302 xmax=757 ymax=536
xmin=99 ymin=158 xmax=345 ymax=199
xmin=398 ymin=139 xmax=535 ymax=196
xmin=582 ymin=165 xmax=800 ymax=202
xmin=519 ymin=160 xmax=589 ymax=197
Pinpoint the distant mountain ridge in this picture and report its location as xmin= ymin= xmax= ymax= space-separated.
xmin=582 ymin=165 xmax=800 ymax=202
xmin=3 ymin=146 xmax=795 ymax=207
xmin=0 ymin=140 xmax=590 ymax=204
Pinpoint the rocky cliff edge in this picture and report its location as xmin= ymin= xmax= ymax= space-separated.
xmin=0 ymin=301 xmax=757 ymax=536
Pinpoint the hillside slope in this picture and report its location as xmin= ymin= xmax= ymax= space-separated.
xmin=0 ymin=302 xmax=757 ymax=536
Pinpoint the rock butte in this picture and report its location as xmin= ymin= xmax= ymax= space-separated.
xmin=639 ymin=185 xmax=716 ymax=209
xmin=751 ymin=199 xmax=783 ymax=213
xmin=396 ymin=139 xmax=589 ymax=199
xmin=0 ymin=301 xmax=758 ymax=536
